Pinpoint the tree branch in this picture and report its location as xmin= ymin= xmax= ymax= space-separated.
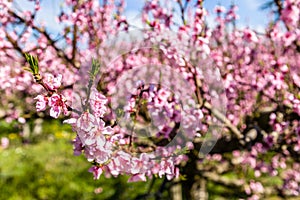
xmin=8 ymin=9 xmax=80 ymax=69
xmin=203 ymin=101 xmax=244 ymax=140
xmin=202 ymin=172 xmax=244 ymax=188
xmin=71 ymin=4 xmax=79 ymax=65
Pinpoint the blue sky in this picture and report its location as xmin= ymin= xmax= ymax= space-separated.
xmin=14 ymin=0 xmax=270 ymax=33
xmin=125 ymin=0 xmax=269 ymax=32
xmin=203 ymin=0 xmax=269 ymax=31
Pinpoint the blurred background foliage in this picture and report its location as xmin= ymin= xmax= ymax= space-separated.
xmin=0 ymin=119 xmax=169 ymax=200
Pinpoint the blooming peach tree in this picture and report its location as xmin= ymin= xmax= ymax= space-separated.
xmin=1 ymin=0 xmax=300 ymax=199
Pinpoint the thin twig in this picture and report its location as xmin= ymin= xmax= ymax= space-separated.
xmin=203 ymin=101 xmax=244 ymax=140
xmin=8 ymin=9 xmax=80 ymax=69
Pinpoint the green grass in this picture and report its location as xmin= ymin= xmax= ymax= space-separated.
xmin=0 ymin=138 xmax=167 ymax=200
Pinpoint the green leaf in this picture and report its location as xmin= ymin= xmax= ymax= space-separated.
xmin=23 ymin=67 xmax=33 ymax=73
xmin=24 ymin=53 xmax=39 ymax=75
xmin=90 ymin=58 xmax=100 ymax=79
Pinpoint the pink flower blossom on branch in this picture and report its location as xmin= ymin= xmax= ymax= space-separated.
xmin=34 ymin=95 xmax=48 ymax=112
xmin=44 ymin=73 xmax=62 ymax=91
xmin=48 ymin=94 xmax=68 ymax=118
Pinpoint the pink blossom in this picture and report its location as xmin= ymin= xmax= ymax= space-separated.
xmin=293 ymin=140 xmax=300 ymax=152
xmin=281 ymin=1 xmax=300 ymax=27
xmin=245 ymin=180 xmax=264 ymax=195
xmin=248 ymin=194 xmax=260 ymax=200
xmin=283 ymin=31 xmax=296 ymax=46
xmin=89 ymin=87 xmax=108 ymax=118
xmin=156 ymin=125 xmax=172 ymax=138
xmin=108 ymin=151 xmax=132 ymax=175
xmin=89 ymin=166 xmax=103 ymax=180
xmin=98 ymin=119 xmax=114 ymax=135
xmin=63 ymin=118 xmax=77 ymax=125
xmin=279 ymin=64 xmax=289 ymax=73
xmin=124 ymin=97 xmax=136 ymax=113
xmin=292 ymin=73 xmax=300 ymax=88
xmin=73 ymin=135 xmax=83 ymax=156
xmin=130 ymin=153 xmax=152 ymax=175
xmin=44 ymin=73 xmax=62 ymax=91
xmin=85 ymin=142 xmax=112 ymax=164
xmin=214 ymin=5 xmax=226 ymax=13
xmin=76 ymin=112 xmax=97 ymax=132
xmin=157 ymin=88 xmax=171 ymax=102
xmin=1 ymin=137 xmax=9 ymax=149
xmin=282 ymin=164 xmax=300 ymax=196
xmin=18 ymin=117 xmax=26 ymax=124
xmin=48 ymin=94 xmax=68 ymax=118
xmin=34 ymin=95 xmax=48 ymax=112
xmin=293 ymin=99 xmax=300 ymax=115
xmin=158 ymin=159 xmax=175 ymax=179
xmin=243 ymin=29 xmax=258 ymax=43
xmin=128 ymin=174 xmax=147 ymax=182
xmin=270 ymin=23 xmax=283 ymax=41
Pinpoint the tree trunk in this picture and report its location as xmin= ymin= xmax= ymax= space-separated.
xmin=170 ymin=178 xmax=182 ymax=200
xmin=191 ymin=177 xmax=208 ymax=200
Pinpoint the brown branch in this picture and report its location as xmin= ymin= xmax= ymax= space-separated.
xmin=202 ymin=171 xmax=278 ymax=196
xmin=71 ymin=4 xmax=79 ymax=65
xmin=274 ymin=0 xmax=283 ymax=14
xmin=5 ymin=32 xmax=24 ymax=57
xmin=177 ymin=0 xmax=186 ymax=25
xmin=183 ymin=61 xmax=242 ymax=140
xmin=203 ymin=101 xmax=244 ymax=140
xmin=8 ymin=9 xmax=80 ymax=69
xmin=202 ymin=172 xmax=244 ymax=188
